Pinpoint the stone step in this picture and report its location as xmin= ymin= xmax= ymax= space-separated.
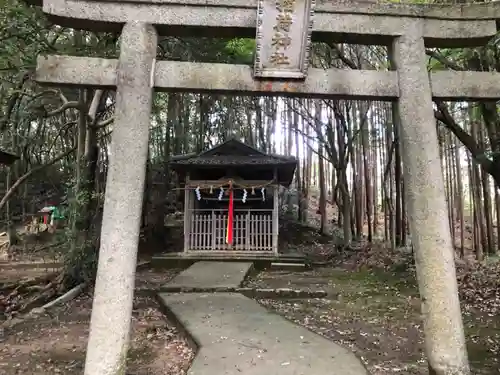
xmin=152 ymin=253 xmax=306 ymax=270
xmin=159 ymin=285 xmax=328 ymax=299
xmin=163 ymin=261 xmax=253 ymax=290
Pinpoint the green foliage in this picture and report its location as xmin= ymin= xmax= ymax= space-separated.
xmin=0 ymin=0 xmax=47 ymax=72
xmin=62 ymin=173 xmax=99 ymax=287
xmin=225 ymin=38 xmax=255 ymax=64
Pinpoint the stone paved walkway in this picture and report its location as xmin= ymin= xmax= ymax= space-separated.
xmin=163 ymin=261 xmax=253 ymax=289
xmin=158 ymin=262 xmax=368 ymax=375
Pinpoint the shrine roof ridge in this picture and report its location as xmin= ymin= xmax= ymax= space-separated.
xmin=171 ymin=154 xmax=297 ymax=166
xmin=170 ymin=139 xmax=297 ymax=167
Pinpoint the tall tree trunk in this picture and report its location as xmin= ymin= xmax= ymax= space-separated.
xmin=293 ymin=103 xmax=303 ymax=222
xmin=315 ymin=100 xmax=327 ymax=235
xmin=453 ymin=134 xmax=465 ymax=257
xmin=361 ymin=106 xmax=373 ymax=242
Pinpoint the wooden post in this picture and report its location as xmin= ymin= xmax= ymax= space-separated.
xmin=246 ymin=211 xmax=251 ymax=251
xmin=272 ymin=185 xmax=279 ymax=254
xmin=183 ymin=173 xmax=191 ymax=253
xmin=211 ymin=210 xmax=216 ymax=250
xmin=272 ymin=168 xmax=279 ymax=255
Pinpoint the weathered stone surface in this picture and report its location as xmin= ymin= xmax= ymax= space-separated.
xmin=154 ymin=61 xmax=397 ymax=98
xmin=83 ymin=21 xmax=158 ymax=375
xmin=159 ymin=292 xmax=369 ymax=375
xmin=313 ymin=15 xmax=495 ymax=47
xmin=36 ymin=56 xmax=399 ymax=98
xmin=31 ymin=0 xmax=500 ymax=21
xmin=157 ymin=285 xmax=327 ymax=298
xmin=391 ymin=26 xmax=469 ymax=374
xmin=88 ymin=0 xmax=500 ymax=20
xmin=34 ymin=0 xmax=497 ymax=47
xmin=253 ymin=0 xmax=314 ymax=79
xmin=36 ymin=55 xmax=117 ymax=88
xmin=36 ymin=55 xmax=500 ymax=100
xmin=430 ymin=71 xmax=500 ymax=100
xmin=164 ymin=261 xmax=253 ymax=289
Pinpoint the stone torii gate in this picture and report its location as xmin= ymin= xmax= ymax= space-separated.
xmin=31 ymin=0 xmax=500 ymax=373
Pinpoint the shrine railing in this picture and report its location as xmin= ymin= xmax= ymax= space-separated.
xmin=186 ymin=209 xmax=274 ymax=252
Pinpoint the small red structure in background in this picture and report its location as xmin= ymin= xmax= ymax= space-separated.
xmin=39 ymin=207 xmax=49 ymax=224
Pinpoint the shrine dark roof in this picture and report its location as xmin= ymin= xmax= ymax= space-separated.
xmin=171 ymin=139 xmax=296 ymax=166
xmin=0 ymin=150 xmax=19 ymax=166
xmin=170 ymin=139 xmax=297 ymax=186
xmin=172 ymin=154 xmax=296 ymax=166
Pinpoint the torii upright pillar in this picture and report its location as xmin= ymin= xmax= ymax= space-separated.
xmin=83 ymin=22 xmax=157 ymax=375
xmin=391 ymin=24 xmax=469 ymax=374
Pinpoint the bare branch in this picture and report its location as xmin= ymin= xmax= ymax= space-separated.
xmin=0 ymin=147 xmax=76 ymax=211
xmin=46 ymin=101 xmax=81 ymax=117
xmin=426 ymin=49 xmax=465 ymax=71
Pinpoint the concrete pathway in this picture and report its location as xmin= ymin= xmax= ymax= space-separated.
xmin=163 ymin=261 xmax=253 ymax=289
xmin=158 ymin=262 xmax=368 ymax=375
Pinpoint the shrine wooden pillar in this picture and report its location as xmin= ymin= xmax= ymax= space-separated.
xmin=272 ymin=168 xmax=279 ymax=254
xmin=183 ymin=172 xmax=192 ymax=253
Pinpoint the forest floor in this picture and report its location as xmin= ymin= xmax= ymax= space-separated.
xmin=1 ymin=203 xmax=499 ymax=374
xmin=0 ymin=267 xmax=194 ymax=375
xmin=246 ymin=262 xmax=500 ymax=374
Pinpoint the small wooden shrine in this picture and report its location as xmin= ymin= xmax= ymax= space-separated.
xmin=170 ymin=139 xmax=297 ymax=255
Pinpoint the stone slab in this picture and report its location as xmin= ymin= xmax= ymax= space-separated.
xmin=29 ymin=0 xmax=500 ymax=21
xmin=36 ymin=55 xmax=399 ymax=99
xmin=253 ymin=0 xmax=313 ymax=79
xmin=159 ymin=292 xmax=368 ymax=375
xmin=270 ymin=262 xmax=307 ymax=271
xmin=158 ymin=286 xmax=327 ymax=298
xmin=164 ymin=261 xmax=253 ymax=289
xmin=151 ymin=253 xmax=305 ymax=270
xmin=153 ymin=252 xmax=305 ymax=261
xmin=430 ymin=71 xmax=500 ymax=100
xmin=36 ymin=55 xmax=500 ymax=100
xmin=30 ymin=0 xmax=498 ymax=47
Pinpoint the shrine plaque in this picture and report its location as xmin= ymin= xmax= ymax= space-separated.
xmin=254 ymin=0 xmax=315 ymax=79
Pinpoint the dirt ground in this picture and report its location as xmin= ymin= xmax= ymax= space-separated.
xmin=0 ymin=267 xmax=194 ymax=375
xmin=245 ymin=267 xmax=500 ymax=375
xmin=1 ymin=246 xmax=498 ymax=374
xmin=0 ymin=266 xmax=60 ymax=285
